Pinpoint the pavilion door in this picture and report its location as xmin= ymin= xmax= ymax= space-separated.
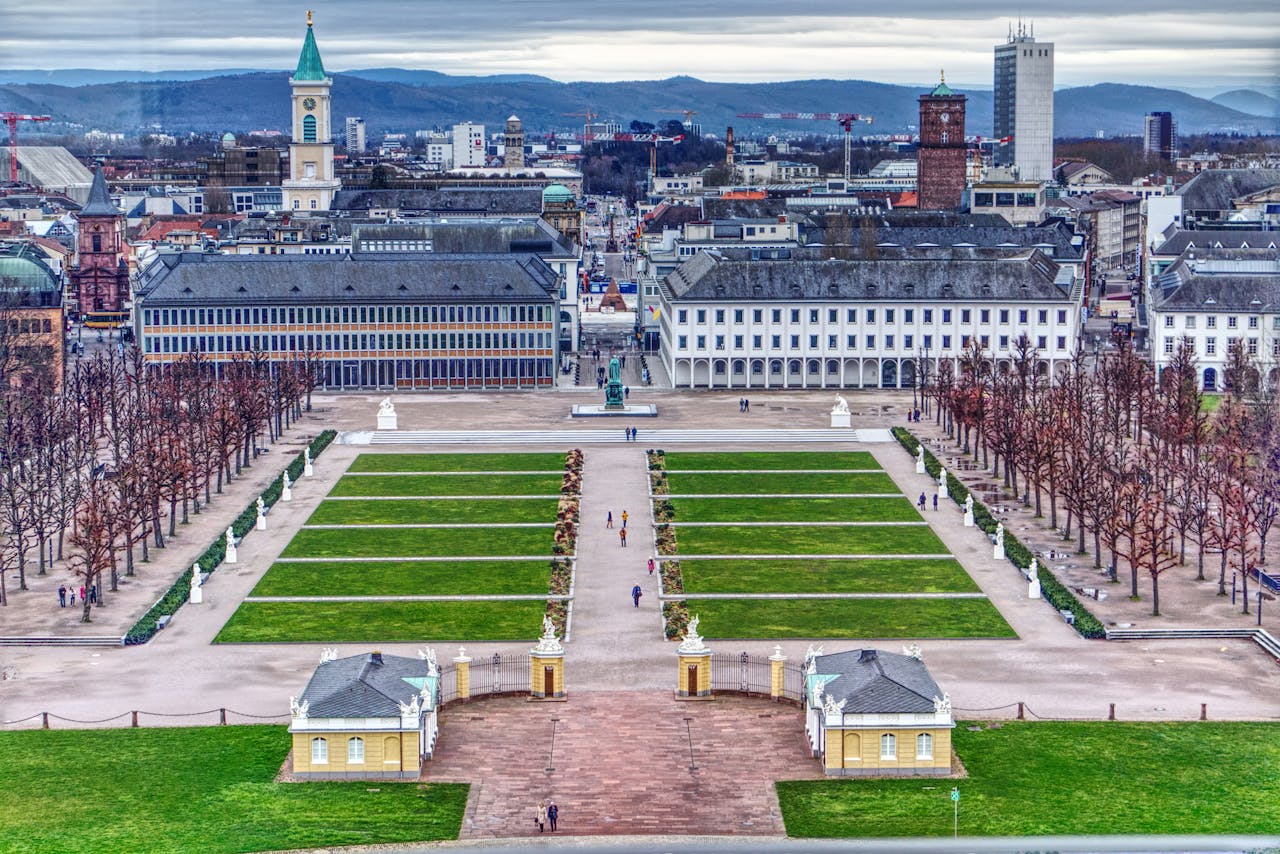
xmin=686 ymin=664 xmax=698 ymax=695
xmin=544 ymin=666 xmax=555 ymax=697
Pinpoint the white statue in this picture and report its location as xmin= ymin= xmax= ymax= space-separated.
xmin=256 ymin=497 xmax=267 ymax=530
xmin=533 ymin=615 xmax=564 ymax=655
xmin=224 ymin=527 xmax=237 ymax=564
xmin=456 ymin=646 xmax=468 ymax=661
xmin=1028 ymin=557 xmax=1038 ymax=580
xmin=289 ymin=697 xmax=309 ymax=719
xmin=398 ymin=694 xmax=421 ymax=717
xmin=832 ymin=394 xmax=850 ymax=414
xmin=378 ymin=397 xmax=396 ymax=417
xmin=903 ymin=642 xmax=922 ymax=660
xmin=418 ymin=647 xmax=439 ymax=677
xmin=281 ymin=471 xmax=292 ymax=503
xmin=962 ymin=494 xmax=975 ymax=527
xmin=303 ymin=446 xmax=314 ymax=478
xmin=189 ymin=563 xmax=203 ymax=604
xmin=319 ymin=647 xmax=338 ymax=664
xmin=822 ymin=691 xmax=847 ymax=717
xmin=803 ymin=643 xmax=824 ymax=674
xmin=677 ymin=614 xmax=708 ymax=654
xmin=933 ymin=693 xmax=952 ymax=716
xmin=995 ymin=523 xmax=1005 ymax=548
xmin=915 ymin=446 xmax=926 ymax=474
xmin=937 ymin=467 xmax=947 ymax=488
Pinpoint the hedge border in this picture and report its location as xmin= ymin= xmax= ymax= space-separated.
xmin=891 ymin=427 xmax=1106 ymax=639
xmin=124 ymin=431 xmax=338 ymax=645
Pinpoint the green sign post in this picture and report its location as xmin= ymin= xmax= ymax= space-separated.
xmin=951 ymin=787 xmax=959 ymax=838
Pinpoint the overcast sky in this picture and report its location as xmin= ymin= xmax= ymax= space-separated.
xmin=1 ymin=1 xmax=1277 ymax=90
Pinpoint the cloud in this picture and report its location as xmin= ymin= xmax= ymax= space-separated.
xmin=0 ymin=0 xmax=1276 ymax=89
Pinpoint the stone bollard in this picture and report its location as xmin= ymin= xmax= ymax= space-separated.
xmin=454 ymin=649 xmax=472 ymax=702
xmin=769 ymin=645 xmax=787 ymax=702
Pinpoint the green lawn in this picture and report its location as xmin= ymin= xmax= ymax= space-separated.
xmin=777 ymin=721 xmax=1280 ymax=837
xmin=672 ymin=497 xmax=919 ymax=523
xmin=348 ymin=452 xmax=565 ymax=472
xmin=0 ymin=725 xmax=466 ymax=854
xmin=689 ymin=597 xmax=1015 ymax=639
xmin=663 ymin=451 xmax=881 ymax=471
xmin=665 ymin=472 xmax=899 ymax=495
xmin=282 ymin=526 xmax=554 ymax=558
xmin=251 ymin=560 xmax=552 ymax=597
xmin=216 ymin=600 xmax=547 ymax=643
xmin=672 ymin=524 xmax=946 ymax=555
xmin=680 ymin=558 xmax=978 ymax=594
xmin=330 ymin=474 xmax=564 ymax=497
xmin=307 ymin=499 xmax=558 ymax=526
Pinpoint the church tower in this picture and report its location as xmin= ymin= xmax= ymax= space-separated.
xmin=917 ymin=72 xmax=967 ymax=211
xmin=70 ymin=167 xmax=130 ymax=315
xmin=281 ymin=12 xmax=340 ymax=212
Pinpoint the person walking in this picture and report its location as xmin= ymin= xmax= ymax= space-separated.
xmin=620 ymin=528 xmax=628 ymax=547
xmin=58 ymin=585 xmax=66 ymax=607
xmin=744 ymin=398 xmax=750 ymax=412
xmin=547 ymin=801 xmax=559 ymax=832
xmin=647 ymin=557 xmax=655 ymax=575
xmin=918 ymin=492 xmax=926 ymax=511
xmin=535 ymin=801 xmax=547 ymax=833
xmin=606 ymin=510 xmax=613 ymax=528
xmin=79 ymin=585 xmax=86 ymax=603
xmin=932 ymin=494 xmax=939 ymax=511
xmin=69 ymin=587 xmax=76 ymax=606
xmin=631 ymin=427 xmax=638 ymax=442
xmin=621 ymin=510 xmax=628 ymax=529
xmin=631 ymin=583 xmax=643 ymax=607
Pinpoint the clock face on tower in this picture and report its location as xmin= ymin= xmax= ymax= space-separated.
xmin=940 ymin=113 xmax=950 ymax=124
xmin=303 ymin=97 xmax=316 ymax=111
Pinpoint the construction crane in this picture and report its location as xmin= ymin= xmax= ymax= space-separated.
xmin=577 ymin=132 xmax=684 ymax=193
xmin=654 ymin=108 xmax=698 ymax=130
xmin=561 ymin=110 xmax=598 ymax=145
xmin=2 ymin=112 xmax=52 ymax=184
xmin=734 ymin=111 xmax=873 ymax=182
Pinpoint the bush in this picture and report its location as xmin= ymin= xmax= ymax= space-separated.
xmin=891 ymin=427 xmax=1105 ymax=639
xmin=124 ymin=431 xmax=338 ymax=645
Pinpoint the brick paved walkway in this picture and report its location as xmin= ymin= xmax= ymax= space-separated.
xmin=425 ymin=691 xmax=821 ymax=838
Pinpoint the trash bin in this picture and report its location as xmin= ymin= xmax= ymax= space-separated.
xmin=1058 ymin=609 xmax=1075 ymax=626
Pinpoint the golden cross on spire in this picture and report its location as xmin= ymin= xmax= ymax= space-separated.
xmin=307 ymin=9 xmax=313 ymax=26
xmin=940 ymin=68 xmax=945 ymax=83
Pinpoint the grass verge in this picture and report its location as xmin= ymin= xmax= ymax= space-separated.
xmin=672 ymin=524 xmax=947 ymax=556
xmin=666 ymin=471 xmax=899 ymax=495
xmin=663 ymin=451 xmax=881 ymax=470
xmin=306 ymin=499 xmax=558 ymax=526
xmin=216 ymin=599 xmax=547 ymax=642
xmin=680 ymin=558 xmax=979 ymax=594
xmin=250 ymin=559 xmax=553 ymax=597
xmin=0 ymin=725 xmax=466 ymax=854
xmin=690 ymin=597 xmax=1015 ymax=639
xmin=777 ymin=721 xmax=1280 ymax=837
xmin=672 ymin=497 xmax=919 ymax=523
xmin=281 ymin=526 xmax=554 ymax=558
xmin=347 ymin=452 xmax=565 ymax=472
xmin=330 ymin=474 xmax=565 ymax=497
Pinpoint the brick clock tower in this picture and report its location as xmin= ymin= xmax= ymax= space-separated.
xmin=917 ymin=73 xmax=967 ymax=211
xmin=281 ymin=12 xmax=340 ymax=212
xmin=70 ymin=168 xmax=130 ymax=315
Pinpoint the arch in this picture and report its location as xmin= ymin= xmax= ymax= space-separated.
xmin=310 ymin=736 xmax=328 ymax=764
xmin=826 ymin=358 xmax=840 ymax=376
xmin=731 ymin=358 xmax=746 ymax=377
xmin=1054 ymin=360 xmax=1070 ymax=379
xmin=788 ymin=359 xmax=802 ymax=375
xmin=693 ymin=358 xmax=712 ymax=388
xmin=673 ymin=359 xmax=692 ymax=386
xmin=1203 ymin=367 xmax=1217 ymax=391
xmin=881 ymin=359 xmax=898 ymax=388
xmin=861 ymin=359 xmax=879 ymax=386
xmin=769 ymin=359 xmax=783 ymax=376
xmin=303 ymin=114 xmax=317 ymax=142
xmin=916 ymin=732 xmax=934 ymax=760
xmin=843 ymin=358 xmax=860 ymax=387
xmin=383 ymin=735 xmax=401 ymax=770
xmin=1268 ymin=367 xmax=1280 ymax=391
xmin=1035 ymin=361 xmax=1049 ymax=377
xmin=879 ymin=732 xmax=897 ymax=760
xmin=713 ymin=359 xmax=728 ymax=377
xmin=347 ymin=736 xmax=365 ymax=763
xmin=806 ymin=358 xmax=820 ymax=376
xmin=842 ymin=731 xmax=862 ymax=767
xmin=937 ymin=358 xmax=955 ymax=378
xmin=900 ymin=359 xmax=917 ymax=388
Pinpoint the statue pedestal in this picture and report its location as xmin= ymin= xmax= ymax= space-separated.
xmin=225 ymin=545 xmax=238 ymax=565
xmin=916 ymin=460 xmax=926 ymax=474
xmin=829 ymin=411 xmax=851 ymax=428
xmin=190 ymin=584 xmax=203 ymax=604
xmin=281 ymin=485 xmax=292 ymax=503
xmin=377 ymin=412 xmax=398 ymax=431
xmin=1028 ymin=577 xmax=1042 ymax=599
xmin=994 ymin=544 xmax=1005 ymax=561
xmin=963 ymin=510 xmax=974 ymax=527
xmin=256 ymin=514 xmax=266 ymax=531
xmin=937 ymin=484 xmax=948 ymax=501
xmin=304 ymin=461 xmax=314 ymax=478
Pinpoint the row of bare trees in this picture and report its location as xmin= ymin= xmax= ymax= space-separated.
xmin=928 ymin=334 xmax=1278 ymax=617
xmin=0 ymin=347 xmax=323 ymax=623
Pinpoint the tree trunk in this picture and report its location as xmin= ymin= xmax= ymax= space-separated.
xmin=1217 ymin=551 xmax=1228 ymax=596
xmin=1129 ymin=533 xmax=1139 ymax=598
xmin=1240 ymin=556 xmax=1251 ymax=615
xmin=1151 ymin=573 xmax=1160 ymax=616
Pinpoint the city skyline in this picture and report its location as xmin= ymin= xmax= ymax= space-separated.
xmin=0 ymin=1 xmax=1276 ymax=92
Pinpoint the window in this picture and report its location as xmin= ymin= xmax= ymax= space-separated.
xmin=1206 ymin=316 xmax=1217 ymax=328
xmin=1249 ymin=316 xmax=1259 ymax=329
xmin=771 ymin=335 xmax=781 ymax=349
xmin=1057 ymin=336 xmax=1066 ymax=350
xmin=696 ymin=335 xmax=706 ymax=349
xmin=961 ymin=309 xmax=971 ymax=323
xmin=847 ymin=309 xmax=856 ymax=322
xmin=1227 ymin=316 xmax=1238 ymax=329
xmin=885 ymin=335 xmax=895 ymax=349
xmin=790 ymin=335 xmax=800 ymax=349
xmin=753 ymin=309 xmax=763 ymax=323
xmin=828 ymin=309 xmax=837 ymax=323
xmin=677 ymin=335 xmax=688 ymax=349
xmin=866 ymin=309 xmax=876 ymax=323
xmin=941 ymin=335 xmax=951 ymax=349
xmin=1164 ymin=316 xmax=1175 ymax=328
xmin=979 ymin=335 xmax=989 ymax=347
xmin=348 ymin=737 xmax=365 ymax=763
xmin=734 ymin=309 xmax=744 ymax=323
xmin=696 ymin=309 xmax=706 ymax=324
xmin=772 ymin=309 xmax=782 ymax=323
xmin=916 ymin=733 xmax=933 ymax=760
xmin=311 ymin=737 xmax=328 ymax=764
xmin=790 ymin=309 xmax=801 ymax=323
xmin=715 ymin=335 xmax=725 ymax=350
xmin=866 ymin=335 xmax=875 ymax=349
xmin=885 ymin=309 xmax=895 ymax=323
xmin=715 ymin=309 xmax=725 ymax=324
xmin=1185 ymin=316 xmax=1196 ymax=329
xmin=1057 ymin=309 xmax=1067 ymax=324
xmin=880 ymin=733 xmax=897 ymax=760
xmin=1248 ymin=338 xmax=1258 ymax=356
xmin=302 ymin=114 xmax=317 ymax=142
xmin=734 ymin=335 xmax=743 ymax=348
xmin=809 ymin=309 xmax=819 ymax=323
xmin=904 ymin=309 xmax=914 ymax=323
xmin=923 ymin=309 xmax=933 ymax=323
xmin=942 ymin=309 xmax=952 ymax=323
xmin=752 ymin=335 xmax=761 ymax=348
xmin=809 ymin=335 xmax=818 ymax=348
xmin=999 ymin=309 xmax=1009 ymax=324
xmin=904 ymin=334 xmax=913 ymax=349
xmin=1037 ymin=336 xmax=1047 ymax=349
xmin=677 ymin=309 xmax=688 ymax=323
xmin=999 ymin=335 xmax=1009 ymax=349
xmin=1018 ymin=309 xmax=1028 ymax=324
xmin=847 ymin=335 xmax=856 ymax=348
xmin=1038 ymin=310 xmax=1048 ymax=324
xmin=828 ymin=335 xmax=837 ymax=348
xmin=923 ymin=335 xmax=932 ymax=349
xmin=979 ymin=309 xmax=989 ymax=323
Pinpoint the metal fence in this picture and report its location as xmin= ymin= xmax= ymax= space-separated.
xmin=782 ymin=662 xmax=806 ymax=703
xmin=709 ymin=652 xmax=773 ymax=697
xmin=436 ymin=663 xmax=458 ymax=705
xmin=467 ymin=653 xmax=531 ymax=698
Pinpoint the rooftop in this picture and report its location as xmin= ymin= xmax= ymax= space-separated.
xmin=297 ymin=652 xmax=432 ymax=719
xmin=812 ymin=648 xmax=944 ymax=715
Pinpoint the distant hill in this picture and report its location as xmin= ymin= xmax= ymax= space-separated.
xmin=0 ymin=68 xmax=264 ymax=86
xmin=0 ymin=72 xmax=1274 ymax=139
xmin=1210 ymin=89 xmax=1279 ymax=119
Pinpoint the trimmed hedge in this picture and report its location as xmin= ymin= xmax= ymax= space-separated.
xmin=648 ymin=448 xmax=690 ymax=639
xmin=891 ymin=427 xmax=1106 ymax=639
xmin=124 ymin=431 xmax=338 ymax=644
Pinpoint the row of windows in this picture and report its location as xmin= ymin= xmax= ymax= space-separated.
xmin=865 ymin=732 xmax=932 ymax=761
xmin=677 ymin=332 xmax=1068 ymax=353
xmin=1162 ymin=314 xmax=1276 ymax=330
xmin=676 ymin=306 xmax=1068 ymax=327
xmin=144 ymin=304 xmax=551 ymax=327
xmin=1163 ymin=336 xmax=1273 ymax=357
xmin=311 ymin=736 xmax=365 ymax=764
xmin=144 ymin=330 xmax=553 ymax=355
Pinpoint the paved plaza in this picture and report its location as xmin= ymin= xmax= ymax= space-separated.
xmin=2 ymin=387 xmax=1280 ymax=838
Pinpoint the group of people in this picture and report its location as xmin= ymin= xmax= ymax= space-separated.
xmin=917 ymin=492 xmax=940 ymax=511
xmin=737 ymin=398 xmax=751 ymax=412
xmin=534 ymin=799 xmax=560 ymax=832
xmin=622 ymin=426 xmax=638 ymax=441
xmin=906 ymin=408 xmax=922 ymax=422
xmin=57 ymin=584 xmax=95 ymax=607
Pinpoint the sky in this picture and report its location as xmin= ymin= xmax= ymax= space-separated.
xmin=1 ymin=0 xmax=1277 ymax=92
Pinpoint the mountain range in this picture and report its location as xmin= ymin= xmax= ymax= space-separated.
xmin=0 ymin=70 xmax=1274 ymax=140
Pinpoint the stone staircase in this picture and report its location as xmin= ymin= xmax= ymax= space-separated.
xmin=365 ymin=428 xmax=867 ymax=446
xmin=0 ymin=635 xmax=125 ymax=648
xmin=1106 ymin=627 xmax=1280 ymax=660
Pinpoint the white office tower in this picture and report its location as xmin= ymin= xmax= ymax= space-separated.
xmin=345 ymin=117 xmax=367 ymax=153
xmin=452 ymin=122 xmax=486 ymax=168
xmin=993 ymin=22 xmax=1054 ymax=182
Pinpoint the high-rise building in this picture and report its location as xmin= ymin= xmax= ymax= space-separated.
xmin=345 ymin=117 xmax=367 ymax=154
xmin=452 ymin=122 xmax=486 ymax=168
xmin=917 ymin=73 xmax=967 ymax=210
xmin=1144 ymin=112 xmax=1177 ymax=161
xmin=503 ymin=115 xmax=525 ymax=170
xmin=993 ymin=22 xmax=1054 ymax=182
xmin=281 ymin=12 xmax=341 ymax=212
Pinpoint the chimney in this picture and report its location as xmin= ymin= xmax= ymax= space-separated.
xmin=725 ymin=126 xmax=735 ymax=166
xmin=370 ymin=651 xmax=383 ymax=665
xmin=858 ymin=649 xmax=878 ymax=663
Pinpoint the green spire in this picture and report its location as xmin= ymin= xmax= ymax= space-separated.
xmin=931 ymin=69 xmax=954 ymax=97
xmin=293 ymin=14 xmax=327 ymax=81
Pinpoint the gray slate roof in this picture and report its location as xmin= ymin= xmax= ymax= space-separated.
xmin=662 ymin=246 xmax=1069 ymax=303
xmin=79 ymin=168 xmax=119 ymax=217
xmin=1153 ymin=247 xmax=1280 ymax=311
xmin=1153 ymin=229 xmax=1280 ymax=257
xmin=299 ymin=652 xmax=429 ymax=719
xmin=1176 ymin=169 xmax=1280 ymax=214
xmin=814 ymin=649 xmax=942 ymax=714
xmin=352 ymin=220 xmax=576 ymax=258
xmin=136 ymin=251 xmax=559 ymax=306
xmin=332 ymin=187 xmax=543 ymax=215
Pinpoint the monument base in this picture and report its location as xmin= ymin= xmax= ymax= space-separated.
xmin=571 ymin=404 xmax=659 ymax=417
xmin=830 ymin=411 xmax=851 ymax=428
xmin=377 ymin=414 xmax=398 ymax=431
